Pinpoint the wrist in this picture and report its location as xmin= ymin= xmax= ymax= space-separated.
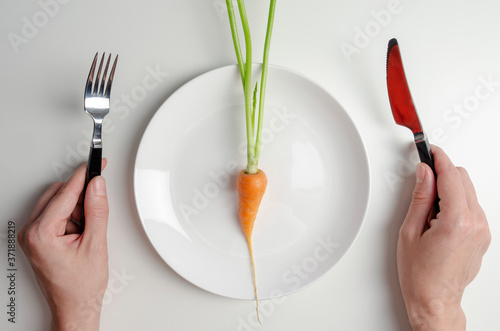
xmin=406 ymin=299 xmax=465 ymax=331
xmin=46 ymin=288 xmax=106 ymax=331
xmin=51 ymin=309 xmax=101 ymax=331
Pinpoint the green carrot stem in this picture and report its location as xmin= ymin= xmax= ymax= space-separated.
xmin=235 ymin=0 xmax=256 ymax=174
xmin=225 ymin=0 xmax=245 ymax=85
xmin=254 ymin=0 xmax=277 ymax=162
xmin=226 ymin=0 xmax=276 ymax=175
xmin=252 ymin=82 xmax=258 ymax=134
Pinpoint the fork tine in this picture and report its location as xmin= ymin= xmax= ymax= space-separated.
xmin=98 ymin=54 xmax=111 ymax=96
xmin=86 ymin=53 xmax=98 ymax=96
xmin=94 ymin=53 xmax=105 ymax=95
xmin=104 ymin=55 xmax=118 ymax=98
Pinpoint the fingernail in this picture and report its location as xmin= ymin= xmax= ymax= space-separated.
xmin=92 ymin=176 xmax=106 ymax=196
xmin=416 ymin=163 xmax=426 ymax=183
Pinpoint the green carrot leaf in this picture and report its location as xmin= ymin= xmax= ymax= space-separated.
xmin=226 ymin=0 xmax=245 ymax=85
xmin=252 ymin=81 xmax=258 ymax=131
xmin=254 ymin=0 xmax=277 ymax=161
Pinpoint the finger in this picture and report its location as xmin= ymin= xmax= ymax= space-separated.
xmin=456 ymin=167 xmax=479 ymax=209
xmin=65 ymin=218 xmax=81 ymax=235
xmin=26 ymin=182 xmax=65 ymax=225
xmin=37 ymin=163 xmax=88 ymax=234
xmin=19 ymin=181 xmax=66 ymax=249
xmin=39 ymin=158 xmax=108 ymax=224
xmin=431 ymin=146 xmax=468 ymax=214
xmin=456 ymin=167 xmax=491 ymax=246
xmin=401 ymin=163 xmax=436 ymax=238
xmin=59 ymin=159 xmax=109 ymax=236
xmin=81 ymin=176 xmax=109 ymax=246
xmin=70 ymin=204 xmax=83 ymax=226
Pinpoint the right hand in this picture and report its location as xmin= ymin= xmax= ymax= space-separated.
xmin=397 ymin=146 xmax=490 ymax=331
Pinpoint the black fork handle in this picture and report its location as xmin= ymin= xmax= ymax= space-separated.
xmin=80 ymin=146 xmax=102 ymax=233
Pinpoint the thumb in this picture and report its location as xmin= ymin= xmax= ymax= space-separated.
xmin=82 ymin=176 xmax=109 ymax=245
xmin=401 ymin=163 xmax=436 ymax=237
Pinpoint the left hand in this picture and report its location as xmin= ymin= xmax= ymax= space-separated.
xmin=18 ymin=162 xmax=109 ymax=331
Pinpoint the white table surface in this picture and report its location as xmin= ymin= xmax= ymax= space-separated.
xmin=1 ymin=1 xmax=499 ymax=330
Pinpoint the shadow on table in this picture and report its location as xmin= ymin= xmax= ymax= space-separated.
xmin=383 ymin=145 xmax=418 ymax=331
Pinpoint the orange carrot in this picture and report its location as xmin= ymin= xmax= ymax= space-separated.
xmin=237 ymin=170 xmax=267 ymax=239
xmin=237 ymin=169 xmax=267 ymax=323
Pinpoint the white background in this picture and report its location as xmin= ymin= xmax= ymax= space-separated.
xmin=1 ymin=0 xmax=499 ymax=330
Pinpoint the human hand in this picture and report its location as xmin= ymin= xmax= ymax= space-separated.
xmin=397 ymin=146 xmax=490 ymax=331
xmin=18 ymin=161 xmax=109 ymax=331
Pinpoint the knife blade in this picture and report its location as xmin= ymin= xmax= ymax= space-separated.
xmin=386 ymin=38 xmax=436 ymax=177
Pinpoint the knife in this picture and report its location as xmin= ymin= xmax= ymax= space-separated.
xmin=386 ymin=38 xmax=436 ymax=177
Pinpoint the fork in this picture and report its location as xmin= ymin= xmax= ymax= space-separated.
xmin=81 ymin=52 xmax=118 ymax=232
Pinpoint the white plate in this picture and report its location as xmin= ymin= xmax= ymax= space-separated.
xmin=134 ymin=65 xmax=370 ymax=300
